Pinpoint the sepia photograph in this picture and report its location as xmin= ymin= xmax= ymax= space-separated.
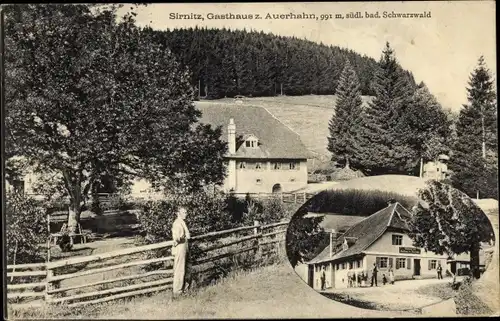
xmin=1 ymin=1 xmax=497 ymax=319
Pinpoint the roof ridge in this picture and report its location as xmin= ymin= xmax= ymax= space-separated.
xmin=337 ymin=203 xmax=394 ymax=237
xmin=387 ymin=203 xmax=398 ymax=227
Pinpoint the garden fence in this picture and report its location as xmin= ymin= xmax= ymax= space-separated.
xmin=7 ymin=220 xmax=289 ymax=308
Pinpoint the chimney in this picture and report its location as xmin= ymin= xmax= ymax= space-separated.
xmin=228 ymin=118 xmax=236 ymax=154
xmin=330 ymin=229 xmax=336 ymax=257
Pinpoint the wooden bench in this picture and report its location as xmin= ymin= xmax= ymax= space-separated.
xmin=49 ymin=223 xmax=88 ymax=246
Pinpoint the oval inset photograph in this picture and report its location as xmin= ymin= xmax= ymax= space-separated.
xmin=285 ymin=175 xmax=497 ymax=315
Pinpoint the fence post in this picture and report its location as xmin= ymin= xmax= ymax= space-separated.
xmin=47 ymin=239 xmax=51 ymax=262
xmin=253 ymin=220 xmax=260 ymax=237
xmin=45 ymin=268 xmax=53 ymax=303
xmin=280 ymin=193 xmax=283 ymax=203
xmin=294 ymin=193 xmax=297 ymax=204
xmin=303 ymin=192 xmax=306 ymax=203
xmin=254 ymin=220 xmax=261 ymax=262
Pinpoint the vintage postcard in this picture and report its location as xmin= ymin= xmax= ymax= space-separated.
xmin=2 ymin=1 xmax=498 ymax=319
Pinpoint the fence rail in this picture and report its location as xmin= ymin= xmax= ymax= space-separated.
xmin=7 ymin=262 xmax=47 ymax=302
xmin=229 ymin=191 xmax=316 ymax=204
xmin=8 ymin=220 xmax=289 ymax=308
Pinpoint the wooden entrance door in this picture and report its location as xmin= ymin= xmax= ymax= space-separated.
xmin=307 ymin=265 xmax=314 ymax=288
xmin=414 ymin=259 xmax=421 ymax=276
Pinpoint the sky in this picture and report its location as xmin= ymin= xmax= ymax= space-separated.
xmin=123 ymin=1 xmax=496 ymax=112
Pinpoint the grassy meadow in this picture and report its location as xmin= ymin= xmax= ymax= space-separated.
xmin=196 ymin=95 xmax=373 ymax=166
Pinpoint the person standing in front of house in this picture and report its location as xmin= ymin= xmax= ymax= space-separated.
xmin=371 ymin=263 xmax=378 ymax=287
xmin=388 ymin=266 xmax=395 ymax=285
xmin=172 ymin=206 xmax=191 ymax=297
xmin=437 ymin=262 xmax=443 ymax=280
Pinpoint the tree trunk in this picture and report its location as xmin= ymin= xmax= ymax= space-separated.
xmin=67 ymin=204 xmax=82 ymax=234
xmin=419 ymin=157 xmax=423 ymax=178
xmin=67 ymin=184 xmax=83 ymax=234
xmin=481 ymin=113 xmax=486 ymax=159
xmin=470 ymin=243 xmax=481 ymax=279
xmin=345 ymin=157 xmax=350 ymax=170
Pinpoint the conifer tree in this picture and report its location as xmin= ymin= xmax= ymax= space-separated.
xmin=403 ymin=83 xmax=453 ymax=172
xmin=327 ymin=60 xmax=365 ymax=169
xmin=356 ymin=42 xmax=417 ymax=175
xmin=449 ymin=56 xmax=498 ymax=199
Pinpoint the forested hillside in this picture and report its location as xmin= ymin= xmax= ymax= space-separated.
xmin=143 ymin=27 xmax=417 ymax=99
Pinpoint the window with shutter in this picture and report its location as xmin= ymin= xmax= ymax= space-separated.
xmin=396 ymin=258 xmax=406 ymax=269
xmin=376 ymin=257 xmax=381 ymax=267
xmin=377 ymin=257 xmax=388 ymax=268
xmin=407 ymin=258 xmax=412 ymax=270
xmin=389 ymin=258 xmax=394 ymax=269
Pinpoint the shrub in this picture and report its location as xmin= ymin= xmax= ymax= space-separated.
xmin=137 ymin=190 xmax=239 ymax=269
xmin=187 ymin=191 xmax=237 ymax=235
xmin=330 ymin=167 xmax=365 ymax=181
xmin=247 ymin=196 xmax=287 ymax=225
xmin=6 ymin=193 xmax=48 ymax=264
xmin=225 ymin=193 xmax=249 ymax=222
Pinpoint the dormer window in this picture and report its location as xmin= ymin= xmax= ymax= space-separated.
xmin=243 ymin=135 xmax=259 ymax=149
xmin=245 ymin=140 xmax=257 ymax=148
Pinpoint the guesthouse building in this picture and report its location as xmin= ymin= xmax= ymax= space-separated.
xmin=305 ymin=202 xmax=451 ymax=290
xmin=196 ymin=103 xmax=309 ymax=194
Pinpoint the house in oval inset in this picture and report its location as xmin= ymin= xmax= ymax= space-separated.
xmin=303 ymin=201 xmax=487 ymax=291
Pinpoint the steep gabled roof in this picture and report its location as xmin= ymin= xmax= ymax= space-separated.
xmin=196 ymin=102 xmax=309 ymax=159
xmin=308 ymin=202 xmax=411 ymax=264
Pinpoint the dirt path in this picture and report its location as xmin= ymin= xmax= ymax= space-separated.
xmin=58 ymin=237 xmax=137 ymax=290
xmin=322 ymin=277 xmax=464 ymax=311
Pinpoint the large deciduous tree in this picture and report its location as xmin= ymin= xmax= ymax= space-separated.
xmin=327 ymin=59 xmax=366 ymax=169
xmin=5 ymin=4 xmax=227 ymax=232
xmin=449 ymin=56 xmax=498 ymax=199
xmin=407 ymin=180 xmax=495 ymax=279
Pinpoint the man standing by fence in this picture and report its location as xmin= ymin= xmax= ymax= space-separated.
xmin=172 ymin=206 xmax=191 ymax=297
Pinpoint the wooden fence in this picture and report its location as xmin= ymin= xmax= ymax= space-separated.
xmin=7 ymin=262 xmax=47 ymax=301
xmin=99 ymin=191 xmax=316 ymax=205
xmin=230 ymin=192 xmax=316 ymax=204
xmin=7 ymin=220 xmax=289 ymax=308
